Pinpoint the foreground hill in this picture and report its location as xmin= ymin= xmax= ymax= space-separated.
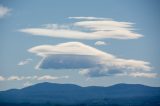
xmin=0 ymin=82 xmax=160 ymax=106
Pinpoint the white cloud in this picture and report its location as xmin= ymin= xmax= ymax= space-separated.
xmin=95 ymin=41 xmax=107 ymax=46
xmin=28 ymin=42 xmax=110 ymax=56
xmin=73 ymin=20 xmax=134 ymax=30
xmin=129 ymin=72 xmax=157 ymax=78
xmin=37 ymin=75 xmax=58 ymax=80
xmin=8 ymin=76 xmax=23 ymax=81
xmin=23 ymin=81 xmax=32 ymax=87
xmin=3 ymin=75 xmax=68 ymax=81
xmin=68 ymin=16 xmax=109 ymax=20
xmin=19 ymin=17 xmax=142 ymax=40
xmin=18 ymin=58 xmax=32 ymax=66
xmin=29 ymin=42 xmax=152 ymax=77
xmin=0 ymin=76 xmax=5 ymax=81
xmin=0 ymin=5 xmax=11 ymax=18
xmin=37 ymin=75 xmax=69 ymax=80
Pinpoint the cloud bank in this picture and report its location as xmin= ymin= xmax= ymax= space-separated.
xmin=0 ymin=75 xmax=69 ymax=81
xmin=28 ymin=42 xmax=154 ymax=78
xmin=19 ymin=17 xmax=142 ymax=40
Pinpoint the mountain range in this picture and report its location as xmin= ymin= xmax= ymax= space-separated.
xmin=0 ymin=82 xmax=160 ymax=106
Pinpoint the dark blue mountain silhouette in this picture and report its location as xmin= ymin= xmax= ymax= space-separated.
xmin=0 ymin=82 xmax=160 ymax=106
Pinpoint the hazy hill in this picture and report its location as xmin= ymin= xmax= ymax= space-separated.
xmin=0 ymin=82 xmax=160 ymax=106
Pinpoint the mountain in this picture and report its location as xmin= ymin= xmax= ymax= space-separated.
xmin=0 ymin=82 xmax=160 ymax=106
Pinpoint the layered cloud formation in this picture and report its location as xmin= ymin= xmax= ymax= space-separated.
xmin=20 ymin=17 xmax=142 ymax=40
xmin=28 ymin=42 xmax=155 ymax=78
xmin=18 ymin=17 xmax=157 ymax=78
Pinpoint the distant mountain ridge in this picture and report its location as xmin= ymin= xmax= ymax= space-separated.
xmin=0 ymin=82 xmax=160 ymax=106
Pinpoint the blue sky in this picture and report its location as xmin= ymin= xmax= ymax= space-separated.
xmin=0 ymin=0 xmax=160 ymax=90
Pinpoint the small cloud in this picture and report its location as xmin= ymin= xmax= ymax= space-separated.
xmin=95 ymin=41 xmax=107 ymax=46
xmin=0 ymin=76 xmax=5 ymax=81
xmin=37 ymin=75 xmax=69 ymax=80
xmin=37 ymin=75 xmax=54 ymax=80
xmin=8 ymin=76 xmax=23 ymax=81
xmin=17 ymin=58 xmax=32 ymax=66
xmin=68 ymin=16 xmax=109 ymax=20
xmin=23 ymin=81 xmax=32 ymax=87
xmin=0 ymin=5 xmax=11 ymax=18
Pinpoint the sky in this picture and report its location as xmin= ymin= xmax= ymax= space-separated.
xmin=0 ymin=0 xmax=160 ymax=91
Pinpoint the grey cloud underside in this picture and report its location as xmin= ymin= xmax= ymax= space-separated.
xmin=80 ymin=67 xmax=123 ymax=77
xmin=38 ymin=54 xmax=100 ymax=69
xmin=38 ymin=54 xmax=123 ymax=77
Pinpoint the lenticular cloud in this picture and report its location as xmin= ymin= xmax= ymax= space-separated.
xmin=29 ymin=42 xmax=151 ymax=77
xmin=20 ymin=17 xmax=143 ymax=40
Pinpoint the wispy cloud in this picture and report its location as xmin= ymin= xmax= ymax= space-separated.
xmin=129 ymin=72 xmax=157 ymax=78
xmin=17 ymin=58 xmax=32 ymax=66
xmin=8 ymin=76 xmax=23 ymax=81
xmin=37 ymin=75 xmax=69 ymax=80
xmin=0 ymin=75 xmax=69 ymax=81
xmin=19 ymin=17 xmax=142 ymax=40
xmin=23 ymin=81 xmax=32 ymax=87
xmin=73 ymin=20 xmax=134 ymax=31
xmin=68 ymin=16 xmax=109 ymax=20
xmin=28 ymin=42 xmax=153 ymax=78
xmin=0 ymin=5 xmax=11 ymax=18
xmin=95 ymin=41 xmax=107 ymax=46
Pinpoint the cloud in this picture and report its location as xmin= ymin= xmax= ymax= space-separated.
xmin=37 ymin=75 xmax=69 ymax=80
xmin=95 ymin=41 xmax=107 ymax=46
xmin=23 ymin=81 xmax=32 ymax=87
xmin=0 ymin=5 xmax=11 ymax=18
xmin=73 ymin=20 xmax=134 ymax=30
xmin=129 ymin=72 xmax=157 ymax=78
xmin=28 ymin=42 xmax=152 ymax=78
xmin=0 ymin=76 xmax=5 ymax=81
xmin=17 ymin=58 xmax=32 ymax=66
xmin=8 ymin=76 xmax=23 ymax=81
xmin=79 ymin=66 xmax=124 ymax=77
xmin=68 ymin=16 xmax=109 ymax=20
xmin=28 ymin=42 xmax=112 ymax=70
xmin=19 ymin=17 xmax=142 ymax=40
xmin=3 ymin=75 xmax=69 ymax=81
